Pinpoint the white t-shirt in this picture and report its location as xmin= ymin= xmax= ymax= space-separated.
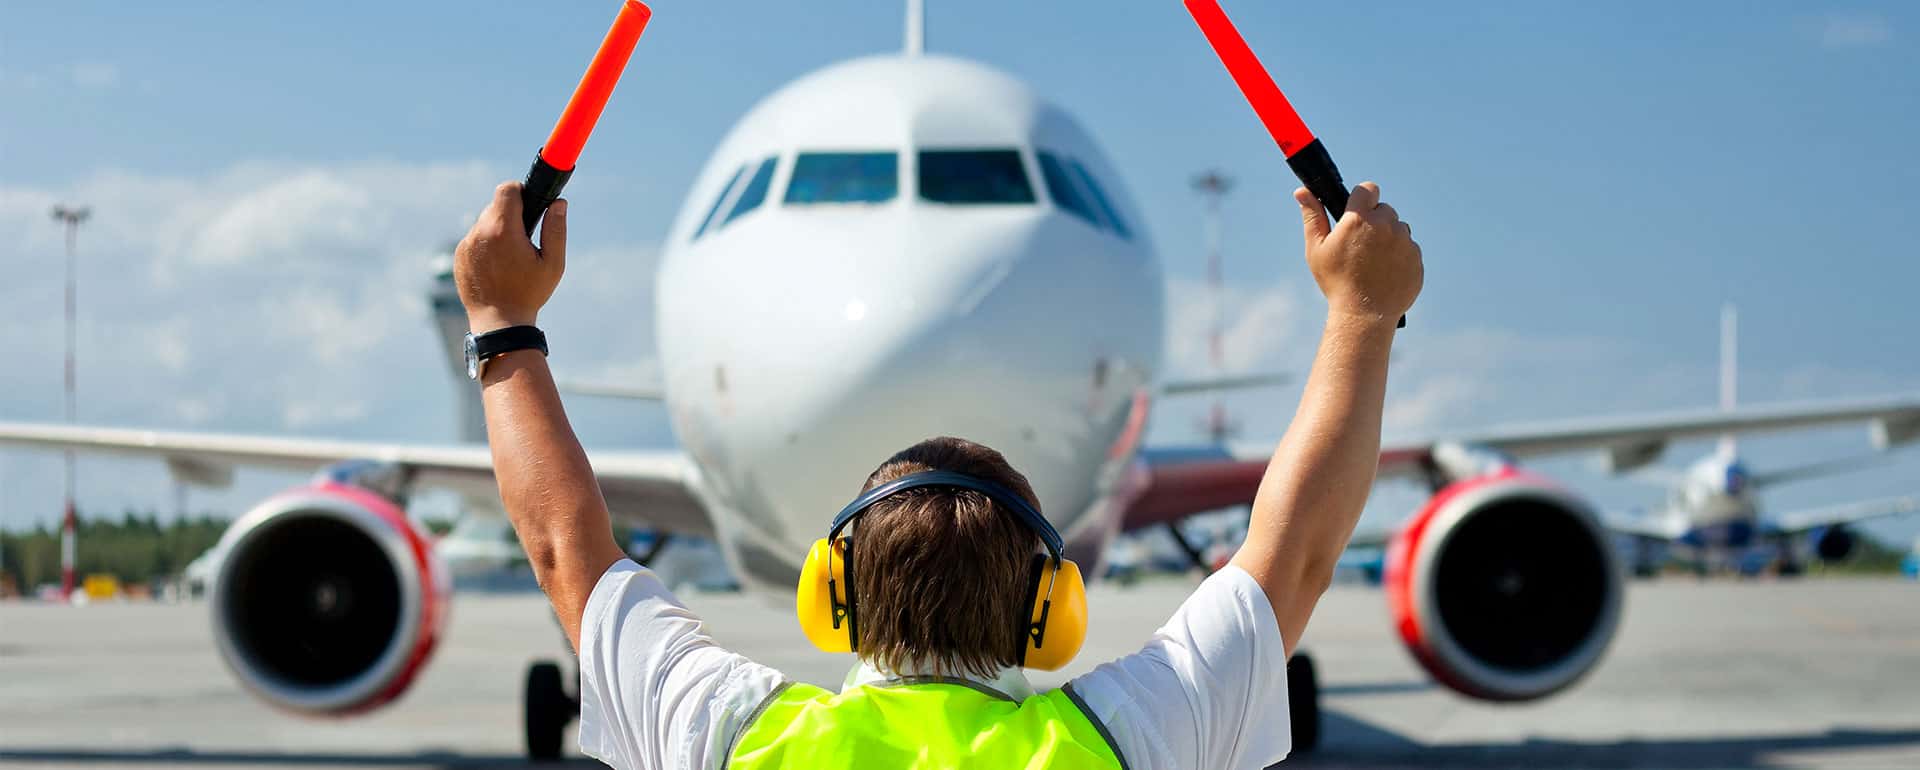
xmin=577 ymin=559 xmax=1290 ymax=770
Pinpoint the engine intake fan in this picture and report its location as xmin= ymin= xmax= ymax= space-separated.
xmin=1385 ymin=470 xmax=1623 ymax=701
xmin=210 ymin=483 xmax=448 ymax=715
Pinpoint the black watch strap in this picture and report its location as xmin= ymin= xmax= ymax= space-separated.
xmin=474 ymin=325 xmax=548 ymax=362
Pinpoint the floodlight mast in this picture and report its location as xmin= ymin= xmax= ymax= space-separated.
xmin=50 ymin=204 xmax=90 ymax=600
xmin=1191 ymin=171 xmax=1235 ymax=444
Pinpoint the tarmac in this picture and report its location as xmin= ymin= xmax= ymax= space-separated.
xmin=2 ymin=576 xmax=1918 ymax=769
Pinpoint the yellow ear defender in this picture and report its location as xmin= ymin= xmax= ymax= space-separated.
xmin=796 ymin=537 xmax=855 ymax=653
xmin=796 ymin=470 xmax=1088 ymax=670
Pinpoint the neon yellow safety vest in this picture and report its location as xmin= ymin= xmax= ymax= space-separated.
xmin=725 ymin=678 xmax=1128 ymax=770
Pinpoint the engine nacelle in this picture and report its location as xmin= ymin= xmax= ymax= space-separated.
xmin=1815 ymin=526 xmax=1856 ymax=562
xmin=1385 ymin=470 xmax=1622 ymax=701
xmin=210 ymin=482 xmax=450 ymax=715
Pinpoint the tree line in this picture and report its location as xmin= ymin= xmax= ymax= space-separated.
xmin=1 ymin=512 xmax=228 ymax=592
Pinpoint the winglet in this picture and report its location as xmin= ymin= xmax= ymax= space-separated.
xmin=904 ymin=0 xmax=925 ymax=55
xmin=1718 ymin=303 xmax=1738 ymax=456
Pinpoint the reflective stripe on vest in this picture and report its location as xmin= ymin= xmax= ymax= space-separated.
xmin=726 ymin=679 xmax=1127 ymax=770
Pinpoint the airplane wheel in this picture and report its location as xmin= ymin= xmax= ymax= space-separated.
xmin=1288 ymin=652 xmax=1322 ymax=753
xmin=525 ymin=660 xmax=573 ymax=761
xmin=1778 ymin=560 xmax=1805 ymax=578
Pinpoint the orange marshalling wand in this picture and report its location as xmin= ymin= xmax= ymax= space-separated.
xmin=521 ymin=1 xmax=653 ymax=235
xmin=1183 ymin=0 xmax=1405 ymax=327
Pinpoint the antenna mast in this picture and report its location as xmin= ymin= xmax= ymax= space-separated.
xmin=1192 ymin=170 xmax=1235 ymax=444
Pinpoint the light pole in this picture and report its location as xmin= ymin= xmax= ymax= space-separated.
xmin=1190 ymin=171 xmax=1235 ymax=444
xmin=1 ymin=463 xmax=8 ymax=594
xmin=51 ymin=204 xmax=89 ymax=599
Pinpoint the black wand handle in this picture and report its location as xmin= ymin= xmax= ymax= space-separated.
xmin=520 ymin=152 xmax=574 ymax=237
xmin=1286 ymin=138 xmax=1407 ymax=329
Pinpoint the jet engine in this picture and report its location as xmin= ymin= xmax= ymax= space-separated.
xmin=210 ymin=482 xmax=449 ymax=714
xmin=1815 ymin=525 xmax=1856 ymax=562
xmin=1384 ymin=470 xmax=1622 ymax=701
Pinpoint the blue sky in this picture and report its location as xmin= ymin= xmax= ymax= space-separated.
xmin=2 ymin=2 xmax=1918 ymax=548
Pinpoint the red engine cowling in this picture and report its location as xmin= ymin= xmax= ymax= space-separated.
xmin=210 ymin=482 xmax=450 ymax=715
xmin=1385 ymin=469 xmax=1622 ymax=701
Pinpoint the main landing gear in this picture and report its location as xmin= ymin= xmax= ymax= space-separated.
xmin=1289 ymin=652 xmax=1322 ymax=753
xmin=1166 ymin=520 xmax=1320 ymax=752
xmin=525 ymin=660 xmax=580 ymax=761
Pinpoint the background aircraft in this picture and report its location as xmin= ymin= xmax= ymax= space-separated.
xmin=1604 ymin=306 xmax=1920 ymax=575
xmin=5 ymin=3 xmax=1920 ymax=760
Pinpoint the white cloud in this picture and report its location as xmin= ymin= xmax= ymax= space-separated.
xmin=1384 ymin=374 xmax=1481 ymax=432
xmin=0 ymin=161 xmax=669 ymax=528
xmin=186 ymin=171 xmax=367 ymax=266
xmin=284 ymin=398 xmax=371 ymax=429
xmin=1379 ymin=326 xmax=1692 ymax=435
xmin=70 ymin=62 xmax=120 ymax=89
xmin=170 ymin=398 xmax=215 ymax=424
xmin=1817 ymin=14 xmax=1893 ymax=48
xmin=1162 ymin=277 xmax=1308 ymax=378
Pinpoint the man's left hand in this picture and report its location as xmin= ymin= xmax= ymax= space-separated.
xmin=455 ymin=181 xmax=567 ymax=332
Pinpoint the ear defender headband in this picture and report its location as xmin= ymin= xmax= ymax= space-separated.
xmin=796 ymin=470 xmax=1088 ymax=671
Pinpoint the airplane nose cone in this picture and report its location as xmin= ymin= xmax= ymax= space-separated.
xmin=664 ymin=208 xmax=1161 ymax=588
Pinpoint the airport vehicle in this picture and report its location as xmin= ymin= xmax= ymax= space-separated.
xmin=1603 ymin=308 xmax=1920 ymax=575
xmin=5 ymin=11 xmax=1920 ymax=758
xmin=1903 ymin=538 xmax=1920 ymax=580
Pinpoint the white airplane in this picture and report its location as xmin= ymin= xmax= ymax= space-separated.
xmin=1603 ymin=306 xmax=1920 ymax=576
xmin=6 ymin=6 xmax=1920 ymax=758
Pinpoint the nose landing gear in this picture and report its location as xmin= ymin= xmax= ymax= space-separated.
xmin=524 ymin=659 xmax=580 ymax=761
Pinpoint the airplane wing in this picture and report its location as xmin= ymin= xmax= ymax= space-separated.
xmin=557 ymin=379 xmax=665 ymax=401
xmin=1344 ymin=529 xmax=1394 ymax=550
xmin=1769 ymin=495 xmax=1920 ymax=534
xmin=0 ymin=421 xmax=715 ymax=537
xmin=1160 ymin=372 xmax=1291 ymax=396
xmin=1600 ymin=509 xmax=1690 ymax=541
xmin=1119 ymin=394 xmax=1920 ymax=533
xmin=1418 ymin=395 xmax=1920 ymax=471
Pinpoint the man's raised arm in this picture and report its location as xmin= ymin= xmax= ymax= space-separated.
xmin=1230 ymin=182 xmax=1423 ymax=654
xmin=456 ymin=182 xmax=627 ymax=650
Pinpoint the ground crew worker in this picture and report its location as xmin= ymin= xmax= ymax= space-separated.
xmin=454 ymin=179 xmax=1422 ymax=769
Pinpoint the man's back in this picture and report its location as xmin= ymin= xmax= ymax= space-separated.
xmin=576 ymin=559 xmax=1291 ymax=770
xmin=727 ymin=680 xmax=1120 ymax=769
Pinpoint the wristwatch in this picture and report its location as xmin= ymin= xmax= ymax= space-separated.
xmin=465 ymin=325 xmax=548 ymax=380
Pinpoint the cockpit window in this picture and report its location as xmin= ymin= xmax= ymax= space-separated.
xmin=918 ymin=149 xmax=1036 ymax=204
xmin=1037 ymin=151 xmax=1102 ymax=230
xmin=785 ymin=152 xmax=898 ymax=205
xmin=1069 ymin=159 xmax=1132 ymax=241
xmin=691 ymin=164 xmax=747 ymax=240
xmin=722 ymin=156 xmax=779 ymax=227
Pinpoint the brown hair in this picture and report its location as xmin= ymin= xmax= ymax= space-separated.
xmin=850 ymin=436 xmax=1042 ymax=679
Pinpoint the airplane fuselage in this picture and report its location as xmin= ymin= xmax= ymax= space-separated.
xmin=652 ymin=55 xmax=1165 ymax=590
xmin=1671 ymin=451 xmax=1761 ymax=549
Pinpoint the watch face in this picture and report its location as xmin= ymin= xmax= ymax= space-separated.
xmin=463 ymin=333 xmax=479 ymax=380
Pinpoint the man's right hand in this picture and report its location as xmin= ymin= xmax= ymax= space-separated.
xmin=455 ymin=181 xmax=568 ymax=333
xmin=1295 ymin=182 xmax=1423 ymax=325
